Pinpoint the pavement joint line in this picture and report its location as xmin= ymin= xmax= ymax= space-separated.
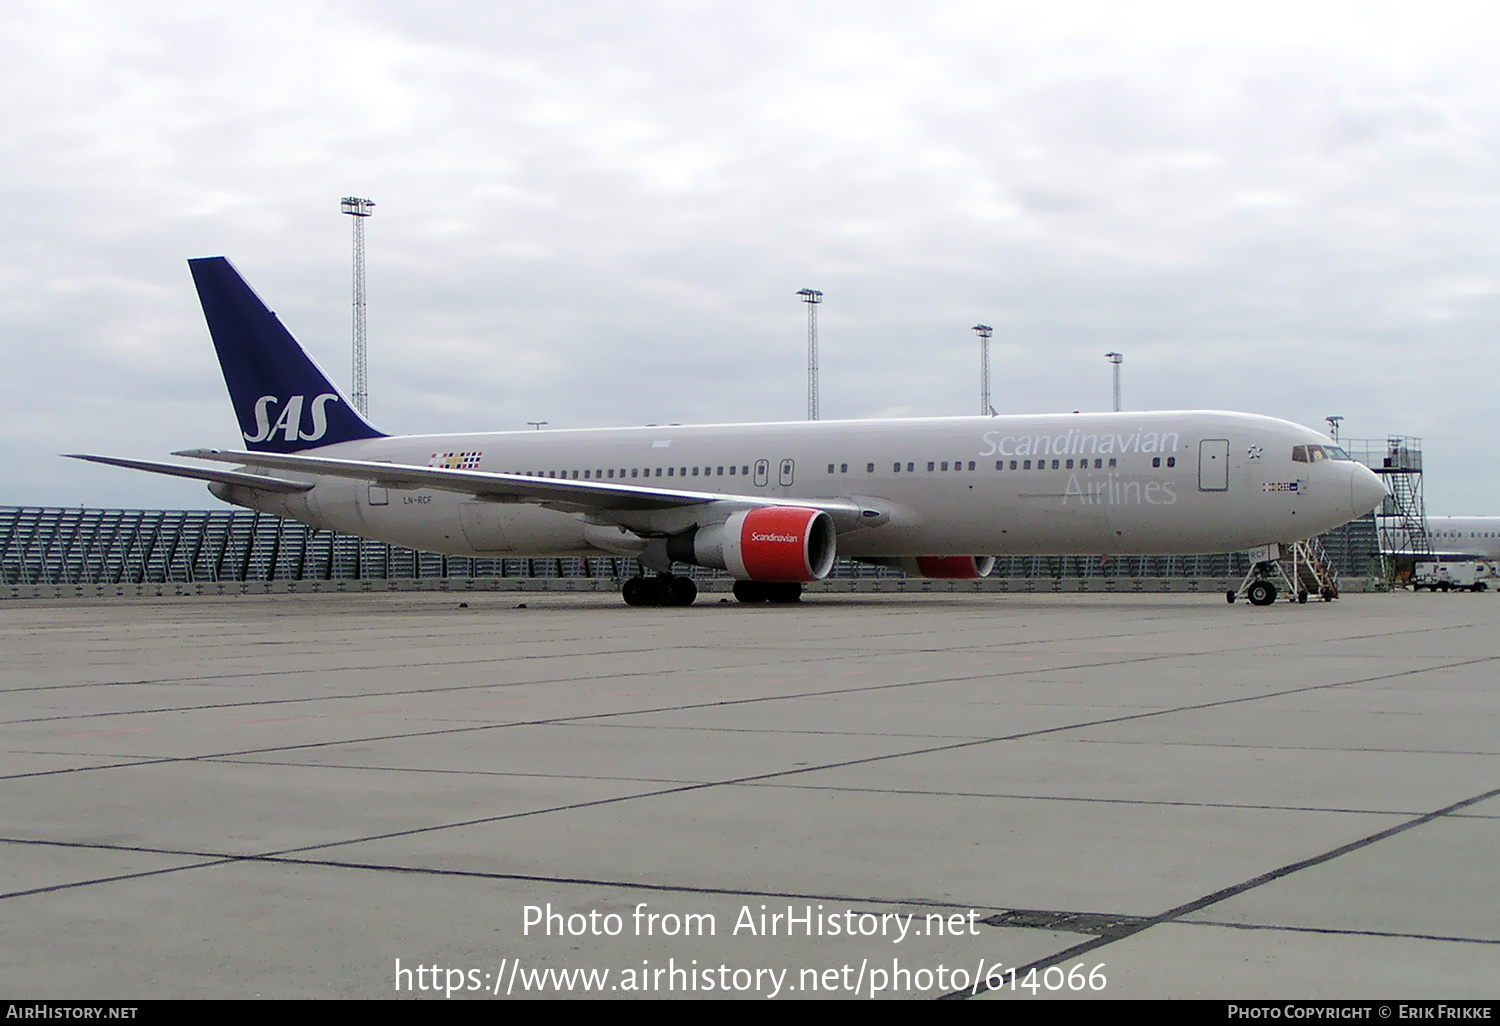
xmin=738 ymin=783 xmax=1427 ymax=817
xmin=6 ymin=837 xmax=1498 ymax=950
xmin=38 ymin=652 xmax=1499 ymax=869
xmin=939 ymin=782 xmax=1500 ymax=999
xmin=1067 ymin=739 xmax=1500 ymax=756
xmin=0 ymin=646 xmax=1172 ymax=725
xmin=205 ymin=756 xmax=706 ymax=786
xmin=0 ymin=835 xmax=1011 ymax=914
xmin=0 ymin=856 xmax=241 ymax=903
xmin=2 ymin=651 xmax=1495 ymax=807
xmin=1174 ymin=919 xmax=1500 ymax=946
xmin=0 ymin=615 xmax=1198 ymax=698
xmin=194 ymin=758 xmax=1451 ymax=819
xmin=0 ymin=612 xmax=1474 ymax=715
xmin=0 ymin=649 xmax=1240 ymax=778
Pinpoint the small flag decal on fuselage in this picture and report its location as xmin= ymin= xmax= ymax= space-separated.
xmin=430 ymin=451 xmax=483 ymax=470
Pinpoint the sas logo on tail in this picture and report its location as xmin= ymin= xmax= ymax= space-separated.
xmin=242 ymin=394 xmax=341 ymax=443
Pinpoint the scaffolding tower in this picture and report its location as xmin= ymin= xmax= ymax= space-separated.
xmin=1346 ymin=436 xmax=1430 ymax=579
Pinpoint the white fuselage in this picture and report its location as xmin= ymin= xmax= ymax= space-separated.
xmin=218 ymin=410 xmax=1386 ymax=560
xmin=1382 ymin=516 xmax=1500 ymax=561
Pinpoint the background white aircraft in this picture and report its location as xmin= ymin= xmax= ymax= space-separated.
xmin=71 ymin=257 xmax=1388 ymax=606
xmin=1382 ymin=516 xmax=1500 ymax=562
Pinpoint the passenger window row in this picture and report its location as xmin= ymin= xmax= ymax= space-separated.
xmin=511 ymin=453 xmax=1173 ymax=483
xmin=981 ymin=458 xmax=1121 ymax=471
xmin=516 ymin=466 xmax=752 ymax=480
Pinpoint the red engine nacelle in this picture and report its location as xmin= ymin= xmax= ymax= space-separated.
xmin=905 ymin=556 xmax=996 ymax=579
xmin=682 ymin=506 xmax=837 ymax=582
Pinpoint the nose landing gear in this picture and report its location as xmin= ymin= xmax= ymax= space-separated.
xmin=1232 ymin=539 xmax=1340 ymax=607
xmin=1247 ymin=580 xmax=1278 ymax=606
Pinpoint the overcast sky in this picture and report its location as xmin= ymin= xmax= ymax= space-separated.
xmin=4 ymin=1 xmax=1499 ymax=513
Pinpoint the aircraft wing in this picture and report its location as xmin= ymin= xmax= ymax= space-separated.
xmin=65 ymin=454 xmax=315 ymax=494
xmin=173 ymin=448 xmax=869 ymax=522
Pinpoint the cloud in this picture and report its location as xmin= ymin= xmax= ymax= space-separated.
xmin=3 ymin=0 xmax=1499 ymax=512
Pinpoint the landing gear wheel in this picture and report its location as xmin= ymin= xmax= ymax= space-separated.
xmin=1247 ymin=580 xmax=1277 ymax=607
xmin=733 ymin=580 xmax=767 ymax=603
xmin=670 ymin=576 xmax=698 ymax=606
xmin=1297 ymin=589 xmax=1308 ymax=604
xmin=624 ymin=575 xmax=692 ymax=607
xmin=622 ymin=577 xmax=648 ymax=606
xmin=1226 ymin=590 xmax=1237 ymax=604
xmin=732 ymin=580 xmax=803 ymax=603
xmin=644 ymin=575 xmax=675 ymax=605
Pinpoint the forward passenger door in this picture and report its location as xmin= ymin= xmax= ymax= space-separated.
xmin=1198 ymin=439 xmax=1230 ymax=492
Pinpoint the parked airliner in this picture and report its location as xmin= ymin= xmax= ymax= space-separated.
xmin=1381 ymin=516 xmax=1500 ymax=562
xmin=70 ymin=257 xmax=1388 ymax=606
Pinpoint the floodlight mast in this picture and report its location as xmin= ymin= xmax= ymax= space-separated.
xmin=1105 ymin=351 xmax=1123 ymax=412
xmin=972 ymin=324 xmax=994 ymax=416
xmin=1326 ymin=416 xmax=1344 ymax=443
xmin=341 ymin=197 xmax=375 ymax=418
xmin=796 ymin=288 xmax=822 ymax=420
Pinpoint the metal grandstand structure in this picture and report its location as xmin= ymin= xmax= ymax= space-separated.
xmin=1 ymin=506 xmax=1383 ymax=587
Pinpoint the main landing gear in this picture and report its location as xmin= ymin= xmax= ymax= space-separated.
xmin=732 ymin=580 xmax=804 ymax=604
xmin=619 ymin=576 xmax=804 ymax=606
xmin=621 ymin=573 xmax=698 ymax=607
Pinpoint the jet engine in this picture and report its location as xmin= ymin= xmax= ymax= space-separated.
xmin=909 ymin=555 xmax=995 ymax=578
xmin=860 ymin=555 xmax=996 ymax=579
xmin=667 ymin=506 xmax=836 ymax=581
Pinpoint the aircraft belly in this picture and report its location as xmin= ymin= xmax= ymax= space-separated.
xmin=348 ymin=487 xmax=473 ymax=554
xmin=485 ymin=505 xmax=589 ymax=554
xmin=458 ymin=501 xmax=514 ymax=553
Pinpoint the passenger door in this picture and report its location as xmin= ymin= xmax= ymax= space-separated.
xmin=1198 ymin=439 xmax=1230 ymax=492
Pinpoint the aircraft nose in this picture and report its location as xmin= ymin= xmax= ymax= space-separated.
xmin=1350 ymin=463 xmax=1386 ymax=517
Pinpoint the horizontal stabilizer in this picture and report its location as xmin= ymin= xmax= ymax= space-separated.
xmin=65 ymin=454 xmax=315 ymax=494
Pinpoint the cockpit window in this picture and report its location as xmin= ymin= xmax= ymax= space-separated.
xmin=1294 ymin=444 xmax=1333 ymax=463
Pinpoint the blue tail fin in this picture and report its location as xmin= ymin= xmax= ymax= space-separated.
xmin=189 ymin=256 xmax=385 ymax=452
